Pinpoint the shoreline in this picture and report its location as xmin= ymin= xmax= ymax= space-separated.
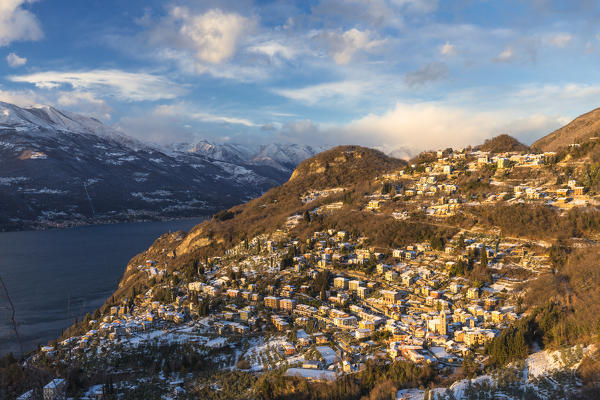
xmin=0 ymin=217 xmax=210 ymax=357
xmin=0 ymin=214 xmax=213 ymax=234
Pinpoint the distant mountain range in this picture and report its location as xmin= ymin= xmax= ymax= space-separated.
xmin=0 ymin=101 xmax=321 ymax=231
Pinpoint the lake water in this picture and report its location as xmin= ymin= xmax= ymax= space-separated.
xmin=0 ymin=218 xmax=205 ymax=357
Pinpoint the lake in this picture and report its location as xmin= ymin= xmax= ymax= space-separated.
xmin=0 ymin=218 xmax=205 ymax=357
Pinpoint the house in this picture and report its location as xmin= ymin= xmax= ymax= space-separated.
xmin=355 ymin=328 xmax=372 ymax=340
xmin=188 ymin=282 xmax=204 ymax=292
xmin=334 ymin=276 xmax=348 ymax=289
xmin=348 ymin=280 xmax=363 ymax=291
xmin=403 ymin=349 xmax=425 ymax=363
xmin=381 ymin=290 xmax=402 ymax=304
xmin=280 ymin=298 xmax=296 ymax=312
xmin=359 ymin=320 xmax=376 ymax=330
xmin=265 ymin=296 xmax=280 ymax=309
xmin=334 ymin=315 xmax=358 ymax=328
xmin=16 ymin=390 xmax=34 ymax=400
xmin=357 ymin=286 xmax=369 ymax=299
xmin=303 ymin=360 xmax=321 ymax=369
xmin=427 ymin=312 xmax=447 ymax=335
xmin=463 ymin=328 xmax=496 ymax=346
xmin=491 ymin=311 xmax=504 ymax=323
xmin=283 ymin=342 xmax=296 ymax=355
xmin=366 ymin=199 xmax=385 ymax=210
xmin=272 ymin=315 xmax=289 ymax=331
xmin=240 ymin=309 xmax=251 ymax=321
xmin=43 ymin=379 xmax=66 ymax=400
xmin=251 ymin=293 xmax=261 ymax=302
xmin=314 ymin=332 xmax=329 ymax=344
xmin=402 ymin=274 xmax=416 ymax=287
xmin=316 ymin=346 xmax=340 ymax=365
xmin=385 ymin=270 xmax=398 ymax=281
xmin=467 ymin=287 xmax=479 ymax=300
xmin=203 ymin=285 xmax=217 ymax=296
xmin=449 ymin=283 xmax=462 ymax=294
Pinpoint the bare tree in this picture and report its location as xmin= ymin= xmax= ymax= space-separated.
xmin=0 ymin=273 xmax=23 ymax=357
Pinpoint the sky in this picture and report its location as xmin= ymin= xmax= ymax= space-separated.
xmin=1 ymin=0 xmax=600 ymax=156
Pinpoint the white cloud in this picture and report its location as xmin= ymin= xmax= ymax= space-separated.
xmin=0 ymin=0 xmax=43 ymax=46
xmin=512 ymin=83 xmax=600 ymax=104
xmin=494 ymin=46 xmax=514 ymax=62
xmin=154 ymin=103 xmax=258 ymax=127
xmin=0 ymin=86 xmax=46 ymax=107
xmin=347 ymin=102 xmax=499 ymax=151
xmin=6 ymin=52 xmax=27 ymax=67
xmin=9 ymin=69 xmax=185 ymax=101
xmin=57 ymin=91 xmax=112 ymax=120
xmin=439 ymin=41 xmax=456 ymax=56
xmin=273 ymin=80 xmax=370 ymax=104
xmin=498 ymin=113 xmax=570 ymax=144
xmin=116 ymin=103 xmax=261 ymax=145
xmin=169 ymin=7 xmax=252 ymax=66
xmin=248 ymin=41 xmax=296 ymax=61
xmin=275 ymin=102 xmax=568 ymax=157
xmin=547 ymin=33 xmax=572 ymax=48
xmin=320 ymin=28 xmax=386 ymax=64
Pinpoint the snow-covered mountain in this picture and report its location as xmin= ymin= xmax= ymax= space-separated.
xmin=167 ymin=140 xmax=322 ymax=172
xmin=0 ymin=102 xmax=320 ymax=231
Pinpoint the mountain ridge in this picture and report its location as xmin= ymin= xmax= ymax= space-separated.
xmin=532 ymin=108 xmax=600 ymax=152
xmin=0 ymin=101 xmax=320 ymax=231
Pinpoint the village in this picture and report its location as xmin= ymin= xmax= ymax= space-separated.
xmin=22 ymin=145 xmax=594 ymax=398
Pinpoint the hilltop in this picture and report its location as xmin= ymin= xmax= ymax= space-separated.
xmin=174 ymin=145 xmax=406 ymax=257
xmin=532 ymin=108 xmax=600 ymax=152
xmin=477 ymin=134 xmax=529 ymax=153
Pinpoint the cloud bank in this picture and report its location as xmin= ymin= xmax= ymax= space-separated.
xmin=9 ymin=70 xmax=185 ymax=101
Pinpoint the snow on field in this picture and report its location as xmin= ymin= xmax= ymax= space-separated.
xmin=443 ymin=374 xmax=493 ymax=398
xmin=423 ymin=345 xmax=591 ymax=399
xmin=113 ymin=322 xmax=217 ymax=349
xmin=23 ymin=188 xmax=67 ymax=194
xmin=206 ymin=337 xmax=227 ymax=348
xmin=131 ymin=192 xmax=172 ymax=202
xmin=397 ymin=388 xmax=425 ymax=400
xmin=0 ymin=176 xmax=28 ymax=185
xmin=490 ymin=281 xmax=515 ymax=292
xmin=243 ymin=336 xmax=289 ymax=372
xmin=525 ymin=345 xmax=587 ymax=379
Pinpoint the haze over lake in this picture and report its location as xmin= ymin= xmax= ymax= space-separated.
xmin=0 ymin=219 xmax=204 ymax=356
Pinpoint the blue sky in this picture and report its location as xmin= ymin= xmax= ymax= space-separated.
xmin=1 ymin=0 xmax=600 ymax=156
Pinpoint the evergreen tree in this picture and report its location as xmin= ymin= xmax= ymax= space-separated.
xmin=480 ymin=248 xmax=488 ymax=267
